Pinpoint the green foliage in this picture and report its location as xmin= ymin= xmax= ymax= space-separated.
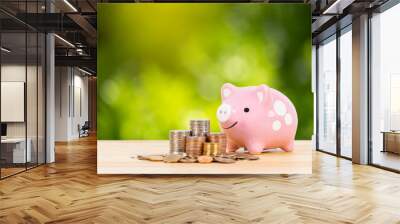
xmin=98 ymin=3 xmax=312 ymax=140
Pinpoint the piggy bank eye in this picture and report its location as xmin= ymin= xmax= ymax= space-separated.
xmin=244 ymin=108 xmax=250 ymax=113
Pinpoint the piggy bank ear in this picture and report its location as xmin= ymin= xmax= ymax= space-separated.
xmin=221 ymin=83 xmax=236 ymax=100
xmin=255 ymin=84 xmax=269 ymax=103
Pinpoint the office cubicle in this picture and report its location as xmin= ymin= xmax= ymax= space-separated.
xmin=0 ymin=1 xmax=46 ymax=179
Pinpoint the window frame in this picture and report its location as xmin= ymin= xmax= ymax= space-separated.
xmin=315 ymin=21 xmax=353 ymax=161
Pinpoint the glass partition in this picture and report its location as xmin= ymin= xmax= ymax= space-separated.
xmin=27 ymin=30 xmax=38 ymax=169
xmin=0 ymin=2 xmax=46 ymax=179
xmin=1 ymin=30 xmax=28 ymax=177
xmin=317 ymin=35 xmax=337 ymax=154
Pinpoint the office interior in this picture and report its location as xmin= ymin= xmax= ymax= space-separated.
xmin=0 ymin=0 xmax=398 ymax=176
xmin=314 ymin=0 xmax=400 ymax=172
xmin=0 ymin=0 xmax=400 ymax=222
xmin=0 ymin=0 xmax=97 ymax=179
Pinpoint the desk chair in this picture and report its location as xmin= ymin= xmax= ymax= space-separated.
xmin=79 ymin=121 xmax=90 ymax=138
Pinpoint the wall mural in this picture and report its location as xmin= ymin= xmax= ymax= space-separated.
xmin=98 ymin=3 xmax=312 ymax=140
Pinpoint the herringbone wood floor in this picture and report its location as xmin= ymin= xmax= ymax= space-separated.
xmin=1 ymin=135 xmax=400 ymax=224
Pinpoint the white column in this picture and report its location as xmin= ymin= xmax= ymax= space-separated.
xmin=352 ymin=14 xmax=369 ymax=164
xmin=46 ymin=32 xmax=55 ymax=163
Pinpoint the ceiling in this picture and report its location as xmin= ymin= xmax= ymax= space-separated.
xmin=0 ymin=0 xmax=391 ymax=75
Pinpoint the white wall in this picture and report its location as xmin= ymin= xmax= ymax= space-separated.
xmin=55 ymin=67 xmax=89 ymax=141
xmin=55 ymin=66 xmax=69 ymax=141
xmin=72 ymin=73 xmax=89 ymax=138
xmin=1 ymin=82 xmax=25 ymax=122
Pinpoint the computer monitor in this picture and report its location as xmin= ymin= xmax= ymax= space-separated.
xmin=1 ymin=123 xmax=7 ymax=137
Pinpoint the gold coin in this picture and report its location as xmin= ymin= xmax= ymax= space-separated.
xmin=214 ymin=156 xmax=236 ymax=164
xmin=179 ymin=157 xmax=197 ymax=163
xmin=247 ymin=155 xmax=260 ymax=160
xmin=197 ymin=155 xmax=213 ymax=163
xmin=235 ymin=153 xmax=248 ymax=160
xmin=163 ymin=154 xmax=182 ymax=163
xmin=137 ymin=155 xmax=147 ymax=160
xmin=146 ymin=155 xmax=165 ymax=161
xmin=222 ymin=154 xmax=237 ymax=160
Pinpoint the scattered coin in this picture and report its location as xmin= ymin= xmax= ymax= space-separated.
xmin=179 ymin=157 xmax=197 ymax=163
xmin=235 ymin=153 xmax=248 ymax=160
xmin=214 ymin=156 xmax=236 ymax=164
xmin=197 ymin=155 xmax=213 ymax=163
xmin=247 ymin=155 xmax=260 ymax=160
xmin=147 ymin=155 xmax=165 ymax=161
xmin=137 ymin=155 xmax=147 ymax=160
xmin=222 ymin=154 xmax=237 ymax=160
xmin=163 ymin=154 xmax=183 ymax=163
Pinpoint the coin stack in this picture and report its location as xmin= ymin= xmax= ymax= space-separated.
xmin=203 ymin=142 xmax=219 ymax=156
xmin=169 ymin=130 xmax=191 ymax=154
xmin=207 ymin=132 xmax=227 ymax=155
xmin=185 ymin=136 xmax=206 ymax=157
xmin=190 ymin=119 xmax=210 ymax=137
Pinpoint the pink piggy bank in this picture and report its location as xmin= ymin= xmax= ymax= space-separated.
xmin=216 ymin=83 xmax=298 ymax=154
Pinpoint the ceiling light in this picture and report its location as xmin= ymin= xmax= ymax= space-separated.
xmin=78 ymin=67 xmax=93 ymax=76
xmin=1 ymin=47 xmax=11 ymax=53
xmin=54 ymin=34 xmax=75 ymax=48
xmin=322 ymin=0 xmax=354 ymax=15
xmin=63 ymin=0 xmax=78 ymax=12
xmin=76 ymin=48 xmax=86 ymax=56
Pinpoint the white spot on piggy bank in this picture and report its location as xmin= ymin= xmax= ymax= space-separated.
xmin=272 ymin=120 xmax=281 ymax=131
xmin=273 ymin=100 xmax=286 ymax=116
xmin=285 ymin=114 xmax=292 ymax=125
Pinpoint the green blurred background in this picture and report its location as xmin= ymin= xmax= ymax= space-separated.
xmin=98 ymin=3 xmax=312 ymax=140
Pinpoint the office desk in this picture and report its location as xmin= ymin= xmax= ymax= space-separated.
xmin=1 ymin=138 xmax=32 ymax=163
xmin=382 ymin=131 xmax=400 ymax=154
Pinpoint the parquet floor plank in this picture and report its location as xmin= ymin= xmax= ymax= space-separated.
xmin=0 ymin=136 xmax=399 ymax=223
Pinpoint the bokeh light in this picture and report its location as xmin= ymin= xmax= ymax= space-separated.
xmin=98 ymin=3 xmax=312 ymax=140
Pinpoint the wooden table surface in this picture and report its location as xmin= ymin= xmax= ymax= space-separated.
xmin=97 ymin=140 xmax=312 ymax=174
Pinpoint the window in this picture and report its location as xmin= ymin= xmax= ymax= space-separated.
xmin=370 ymin=3 xmax=400 ymax=171
xmin=339 ymin=27 xmax=352 ymax=158
xmin=316 ymin=24 xmax=353 ymax=159
xmin=317 ymin=35 xmax=337 ymax=154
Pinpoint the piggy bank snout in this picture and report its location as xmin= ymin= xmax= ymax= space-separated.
xmin=217 ymin=104 xmax=232 ymax=123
